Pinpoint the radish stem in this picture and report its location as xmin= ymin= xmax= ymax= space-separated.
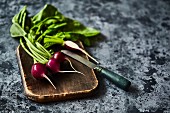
xmin=26 ymin=41 xmax=48 ymax=64
xmin=35 ymin=42 xmax=51 ymax=58
xmin=20 ymin=38 xmax=41 ymax=62
xmin=24 ymin=36 xmax=49 ymax=58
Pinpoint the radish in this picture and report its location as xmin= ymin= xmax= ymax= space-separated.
xmin=53 ymin=52 xmax=84 ymax=75
xmin=46 ymin=52 xmax=85 ymax=75
xmin=53 ymin=51 xmax=65 ymax=63
xmin=31 ymin=63 xmax=56 ymax=89
xmin=64 ymin=41 xmax=99 ymax=64
xmin=46 ymin=58 xmax=61 ymax=73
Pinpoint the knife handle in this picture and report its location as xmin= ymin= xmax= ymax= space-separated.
xmin=94 ymin=67 xmax=131 ymax=91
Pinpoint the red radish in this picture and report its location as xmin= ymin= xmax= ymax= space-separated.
xmin=53 ymin=51 xmax=65 ymax=62
xmin=31 ymin=63 xmax=56 ymax=89
xmin=46 ymin=58 xmax=61 ymax=73
xmin=64 ymin=40 xmax=99 ymax=64
xmin=53 ymin=52 xmax=76 ymax=72
xmin=47 ymin=52 xmax=85 ymax=75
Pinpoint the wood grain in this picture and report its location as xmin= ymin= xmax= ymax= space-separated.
xmin=16 ymin=43 xmax=98 ymax=102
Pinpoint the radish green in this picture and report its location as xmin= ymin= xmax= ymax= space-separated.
xmin=10 ymin=4 xmax=100 ymax=83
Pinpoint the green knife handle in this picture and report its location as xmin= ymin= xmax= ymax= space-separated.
xmin=94 ymin=67 xmax=131 ymax=91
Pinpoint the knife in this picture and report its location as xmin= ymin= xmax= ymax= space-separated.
xmin=61 ymin=50 xmax=131 ymax=91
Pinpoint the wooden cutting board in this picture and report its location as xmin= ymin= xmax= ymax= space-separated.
xmin=16 ymin=43 xmax=98 ymax=103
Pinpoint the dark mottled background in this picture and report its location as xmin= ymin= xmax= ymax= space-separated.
xmin=0 ymin=0 xmax=170 ymax=113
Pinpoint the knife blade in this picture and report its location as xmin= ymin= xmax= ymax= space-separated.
xmin=61 ymin=50 xmax=131 ymax=91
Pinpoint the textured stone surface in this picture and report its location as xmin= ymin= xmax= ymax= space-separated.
xmin=0 ymin=0 xmax=170 ymax=113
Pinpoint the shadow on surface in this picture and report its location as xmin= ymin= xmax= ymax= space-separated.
xmin=128 ymin=84 xmax=140 ymax=94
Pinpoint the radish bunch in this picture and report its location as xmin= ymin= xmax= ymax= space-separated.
xmin=31 ymin=51 xmax=85 ymax=89
xmin=10 ymin=4 xmax=100 ymax=90
xmin=19 ymin=35 xmax=93 ymax=89
xmin=46 ymin=51 xmax=85 ymax=75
